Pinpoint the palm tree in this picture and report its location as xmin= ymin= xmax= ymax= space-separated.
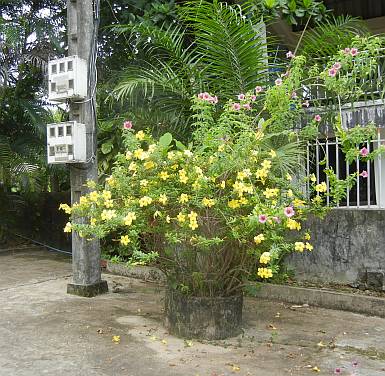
xmin=111 ymin=0 xmax=270 ymax=139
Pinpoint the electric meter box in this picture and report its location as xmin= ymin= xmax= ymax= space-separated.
xmin=47 ymin=121 xmax=87 ymax=164
xmin=48 ymin=56 xmax=88 ymax=102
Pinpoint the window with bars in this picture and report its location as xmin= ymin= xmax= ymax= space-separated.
xmin=306 ymin=132 xmax=385 ymax=209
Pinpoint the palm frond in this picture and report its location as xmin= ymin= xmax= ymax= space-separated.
xmin=180 ymin=0 xmax=270 ymax=98
xmin=299 ymin=15 xmax=369 ymax=62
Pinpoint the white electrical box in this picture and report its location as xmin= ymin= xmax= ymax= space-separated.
xmin=47 ymin=121 xmax=87 ymax=164
xmin=48 ymin=56 xmax=88 ymax=102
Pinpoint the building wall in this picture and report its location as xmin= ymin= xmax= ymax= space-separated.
xmin=287 ymin=209 xmax=385 ymax=288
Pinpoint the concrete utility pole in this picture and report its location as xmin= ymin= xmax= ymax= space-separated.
xmin=66 ymin=0 xmax=108 ymax=297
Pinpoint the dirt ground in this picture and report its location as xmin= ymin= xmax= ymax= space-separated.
xmin=1 ymin=247 xmax=385 ymax=376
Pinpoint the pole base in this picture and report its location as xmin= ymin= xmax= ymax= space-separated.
xmin=67 ymin=280 xmax=108 ymax=297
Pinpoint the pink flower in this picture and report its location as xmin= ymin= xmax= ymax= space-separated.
xmin=259 ymin=214 xmax=267 ymax=224
xmin=286 ymin=50 xmax=295 ymax=59
xmin=303 ymin=100 xmax=310 ymax=108
xmin=344 ymin=47 xmax=351 ymax=54
xmin=328 ymin=68 xmax=337 ymax=77
xmin=255 ymin=86 xmax=263 ymax=93
xmin=123 ymin=120 xmax=133 ymax=129
xmin=291 ymin=91 xmax=298 ymax=99
xmin=360 ymin=147 xmax=369 ymax=157
xmin=232 ymin=103 xmax=241 ymax=111
xmin=243 ymin=103 xmax=251 ymax=110
xmin=238 ymin=93 xmax=246 ymax=100
xmin=209 ymin=95 xmax=218 ymax=104
xmin=275 ymin=78 xmax=283 ymax=86
xmin=334 ymin=368 xmax=342 ymax=375
xmin=202 ymin=92 xmax=211 ymax=100
xmin=273 ymin=216 xmax=281 ymax=223
xmin=284 ymin=206 xmax=295 ymax=218
xmin=333 ymin=62 xmax=342 ymax=70
xmin=360 ymin=170 xmax=368 ymax=178
xmin=350 ymin=48 xmax=358 ymax=57
xmin=250 ymin=95 xmax=257 ymax=101
xmin=352 ymin=361 xmax=359 ymax=368
xmin=314 ymin=114 xmax=322 ymax=122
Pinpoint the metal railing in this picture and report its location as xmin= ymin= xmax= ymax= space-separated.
xmin=305 ymin=131 xmax=385 ymax=209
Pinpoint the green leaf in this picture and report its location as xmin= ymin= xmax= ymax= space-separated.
xmin=101 ymin=142 xmax=113 ymax=155
xmin=265 ymin=0 xmax=277 ymax=8
xmin=175 ymin=140 xmax=186 ymax=150
xmin=302 ymin=0 xmax=313 ymax=8
xmin=159 ymin=132 xmax=173 ymax=148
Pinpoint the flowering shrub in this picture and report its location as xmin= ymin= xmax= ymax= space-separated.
xmin=61 ymin=86 xmax=330 ymax=297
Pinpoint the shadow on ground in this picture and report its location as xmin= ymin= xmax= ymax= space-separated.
xmin=1 ymin=248 xmax=385 ymax=376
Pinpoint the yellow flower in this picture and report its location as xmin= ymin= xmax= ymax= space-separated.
xmin=171 ymin=164 xmax=179 ymax=170
xmin=263 ymin=188 xmax=279 ymax=199
xmin=310 ymin=173 xmax=317 ymax=183
xmin=188 ymin=211 xmax=198 ymax=230
xmin=79 ymin=196 xmax=88 ymax=205
xmin=304 ymin=232 xmax=311 ymax=240
xmin=239 ymin=197 xmax=248 ymax=205
xmin=286 ymin=173 xmax=292 ymax=181
xmin=228 ymin=199 xmax=240 ymax=209
xmin=315 ymin=182 xmax=327 ymax=193
xmin=144 ymin=160 xmax=155 ymax=170
xmin=293 ymin=198 xmax=306 ymax=207
xmin=104 ymin=199 xmax=114 ymax=208
xmin=135 ymin=130 xmax=145 ymax=141
xmin=134 ymin=148 xmax=144 ymax=159
xmin=259 ymin=251 xmax=271 ymax=264
xmin=194 ymin=166 xmax=203 ymax=176
xmin=202 ymin=197 xmax=215 ymax=208
xmin=255 ymin=168 xmax=268 ymax=181
xmin=89 ymin=191 xmax=99 ymax=202
xmin=269 ymin=149 xmax=277 ymax=158
xmin=112 ymin=335 xmax=121 ymax=344
xmin=139 ymin=196 xmax=152 ymax=207
xmin=166 ymin=215 xmax=171 ymax=223
xmin=218 ymin=144 xmax=225 ymax=152
xmin=125 ymin=151 xmax=133 ymax=160
xmin=153 ymin=210 xmax=161 ymax=218
xmin=101 ymin=209 xmax=116 ymax=221
xmin=128 ymin=162 xmax=137 ymax=172
xmin=123 ymin=212 xmax=136 ymax=226
xmin=294 ymin=241 xmax=305 ymax=252
xmin=254 ymin=234 xmax=265 ymax=244
xmin=312 ymin=195 xmax=323 ymax=204
xmin=120 ymin=235 xmax=131 ymax=246
xmin=158 ymin=194 xmax=168 ymax=205
xmin=167 ymin=151 xmax=175 ymax=160
xmin=261 ymin=160 xmax=272 ymax=170
xmin=179 ymin=193 xmax=189 ymax=204
xmin=287 ymin=189 xmax=294 ymax=198
xmin=179 ymin=169 xmax=188 ymax=184
xmin=305 ymin=242 xmax=313 ymax=251
xmin=192 ymin=180 xmax=201 ymax=190
xmin=287 ymin=218 xmax=301 ymax=231
xmin=140 ymin=179 xmax=148 ymax=187
xmin=237 ymin=171 xmax=247 ymax=181
xmin=102 ymin=190 xmax=112 ymax=200
xmin=177 ymin=212 xmax=186 ymax=223
xmin=184 ymin=150 xmax=193 ymax=157
xmin=86 ymin=179 xmax=97 ymax=188
xmin=159 ymin=171 xmax=170 ymax=180
xmin=257 ymin=267 xmax=273 ymax=279
xmin=220 ymin=180 xmax=226 ymax=189
xmin=90 ymin=218 xmax=97 ymax=226
xmin=63 ymin=222 xmax=72 ymax=233
xmin=59 ymin=203 xmax=71 ymax=214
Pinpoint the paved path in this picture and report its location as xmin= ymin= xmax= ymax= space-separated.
xmin=1 ymin=248 xmax=385 ymax=376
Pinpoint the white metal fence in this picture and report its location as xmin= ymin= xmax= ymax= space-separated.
xmin=305 ymin=130 xmax=385 ymax=209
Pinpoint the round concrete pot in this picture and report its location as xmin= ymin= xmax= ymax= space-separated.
xmin=164 ymin=289 xmax=243 ymax=340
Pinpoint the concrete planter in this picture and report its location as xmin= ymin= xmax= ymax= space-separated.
xmin=164 ymin=289 xmax=243 ymax=340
